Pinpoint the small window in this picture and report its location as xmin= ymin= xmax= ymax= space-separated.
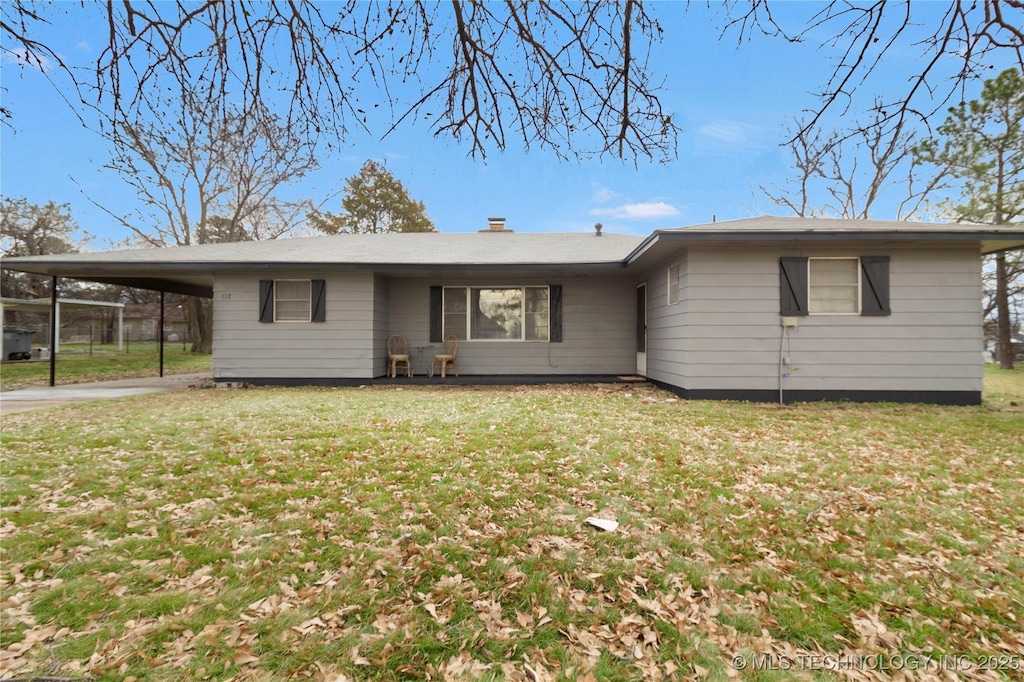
xmin=667 ymin=264 xmax=680 ymax=305
xmin=275 ymin=280 xmax=311 ymax=321
xmin=809 ymin=258 xmax=859 ymax=314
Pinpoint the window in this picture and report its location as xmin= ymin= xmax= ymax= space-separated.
xmin=274 ymin=280 xmax=312 ymax=321
xmin=442 ymin=286 xmax=550 ymax=341
xmin=779 ymin=257 xmax=890 ymax=317
xmin=667 ymin=264 xmax=680 ymax=305
xmin=443 ymin=287 xmax=467 ymax=338
xmin=259 ymin=279 xmax=326 ymax=323
xmin=809 ymin=258 xmax=859 ymax=314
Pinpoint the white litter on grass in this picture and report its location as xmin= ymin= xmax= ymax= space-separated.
xmin=584 ymin=517 xmax=619 ymax=532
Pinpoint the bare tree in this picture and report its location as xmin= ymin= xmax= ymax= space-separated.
xmin=103 ymin=92 xmax=316 ymax=248
xmin=2 ymin=1 xmax=678 ymax=163
xmin=761 ymin=109 xmax=948 ymax=219
xmin=98 ymin=92 xmax=319 ymax=353
xmin=0 ymin=198 xmax=82 ymax=301
xmin=721 ymin=1 xmax=1024 ymax=143
xmin=5 ymin=2 xmax=1023 ymax=162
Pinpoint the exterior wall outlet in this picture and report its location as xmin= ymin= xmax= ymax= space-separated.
xmin=781 ymin=316 xmax=799 ymax=328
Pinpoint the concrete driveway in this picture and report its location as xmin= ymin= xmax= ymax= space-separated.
xmin=0 ymin=373 xmax=212 ymax=415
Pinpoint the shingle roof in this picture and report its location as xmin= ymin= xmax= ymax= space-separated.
xmin=2 ymin=217 xmax=1021 ymax=297
xmin=661 ymin=215 xmax=1022 ymax=234
xmin=10 ymin=231 xmax=643 ymax=266
xmin=626 ymin=216 xmax=1024 ymax=264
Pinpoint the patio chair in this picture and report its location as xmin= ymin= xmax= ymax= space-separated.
xmin=431 ymin=334 xmax=459 ymax=378
xmin=387 ymin=335 xmax=411 ymax=377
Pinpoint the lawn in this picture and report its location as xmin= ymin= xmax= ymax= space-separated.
xmin=0 ymin=343 xmax=212 ymax=391
xmin=1 ymin=372 xmax=1022 ymax=681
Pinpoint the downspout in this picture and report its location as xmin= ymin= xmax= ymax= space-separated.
xmin=49 ymin=276 xmax=57 ymax=387
xmin=159 ymin=290 xmax=165 ymax=378
xmin=778 ymin=324 xmax=785 ymax=404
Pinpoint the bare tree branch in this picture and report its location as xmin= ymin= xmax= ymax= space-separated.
xmin=722 ymin=1 xmax=1024 ymax=144
xmin=761 ymin=108 xmax=948 ymax=220
xmin=3 ymin=1 xmax=679 ymax=162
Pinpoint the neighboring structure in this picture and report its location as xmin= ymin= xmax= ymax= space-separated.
xmin=0 ymin=297 xmax=125 ymax=352
xmin=121 ymin=302 xmax=190 ymax=343
xmin=2 ymin=217 xmax=1022 ymax=404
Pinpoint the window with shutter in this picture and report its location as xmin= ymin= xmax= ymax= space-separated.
xmin=432 ymin=285 xmax=558 ymax=342
xmin=781 ymin=257 xmax=891 ymax=317
xmin=259 ymin=279 xmax=325 ymax=322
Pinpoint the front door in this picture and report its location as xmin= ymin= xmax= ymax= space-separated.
xmin=636 ymin=282 xmax=647 ymax=376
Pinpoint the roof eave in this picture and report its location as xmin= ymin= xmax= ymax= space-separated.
xmin=626 ymin=229 xmax=1024 ymax=264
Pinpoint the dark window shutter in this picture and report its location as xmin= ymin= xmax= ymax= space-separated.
xmin=259 ymin=280 xmax=274 ymax=323
xmin=429 ymin=286 xmax=443 ymax=342
xmin=779 ymin=257 xmax=808 ymax=316
xmin=311 ymin=279 xmax=326 ymax=322
xmin=861 ymin=256 xmax=891 ymax=316
xmin=549 ymin=285 xmax=562 ymax=342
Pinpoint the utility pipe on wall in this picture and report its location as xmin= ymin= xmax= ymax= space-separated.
xmin=49 ymin=276 xmax=58 ymax=387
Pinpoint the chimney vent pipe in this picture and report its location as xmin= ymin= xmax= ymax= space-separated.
xmin=480 ymin=217 xmax=513 ymax=233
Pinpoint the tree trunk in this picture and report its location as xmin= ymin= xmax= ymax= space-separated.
xmin=995 ymin=252 xmax=1014 ymax=370
xmin=187 ymin=297 xmax=213 ymax=354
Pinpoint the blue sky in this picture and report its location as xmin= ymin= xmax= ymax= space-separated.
xmin=0 ymin=2 xmax=1009 ymax=246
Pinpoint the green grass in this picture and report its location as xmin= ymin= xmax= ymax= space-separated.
xmin=1 ymin=373 xmax=1022 ymax=680
xmin=0 ymin=343 xmax=211 ymax=390
xmin=984 ymin=364 xmax=1024 ymax=409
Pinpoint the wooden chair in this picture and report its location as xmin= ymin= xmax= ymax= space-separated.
xmin=431 ymin=334 xmax=459 ymax=378
xmin=387 ymin=335 xmax=411 ymax=377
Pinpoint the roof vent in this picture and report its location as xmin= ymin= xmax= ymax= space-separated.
xmin=594 ymin=222 xmax=603 ymax=237
xmin=480 ymin=217 xmax=513 ymax=233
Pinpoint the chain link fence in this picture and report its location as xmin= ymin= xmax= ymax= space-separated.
xmin=9 ymin=322 xmax=192 ymax=349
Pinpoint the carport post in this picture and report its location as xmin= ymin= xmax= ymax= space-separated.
xmin=49 ymin=276 xmax=57 ymax=387
xmin=159 ymin=290 xmax=165 ymax=378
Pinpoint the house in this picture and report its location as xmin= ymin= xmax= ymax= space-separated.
xmin=2 ymin=216 xmax=1022 ymax=404
xmin=121 ymin=302 xmax=190 ymax=343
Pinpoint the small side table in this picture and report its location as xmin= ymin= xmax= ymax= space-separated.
xmin=413 ymin=345 xmax=432 ymax=377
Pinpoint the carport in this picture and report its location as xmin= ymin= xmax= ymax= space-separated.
xmin=0 ymin=259 xmax=213 ymax=386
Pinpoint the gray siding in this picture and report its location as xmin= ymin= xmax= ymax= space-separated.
xmin=644 ymin=246 xmax=983 ymax=394
xmin=388 ymin=277 xmax=635 ymax=375
xmin=644 ymin=251 xmax=689 ymax=386
xmin=373 ymin=274 xmax=391 ymax=377
xmin=214 ymin=272 xmax=636 ymax=379
xmin=213 ymin=270 xmax=378 ymax=379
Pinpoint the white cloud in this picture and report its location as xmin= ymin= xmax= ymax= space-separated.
xmin=695 ymin=119 xmax=771 ymax=156
xmin=590 ymin=202 xmax=680 ymax=220
xmin=591 ymin=186 xmax=621 ymax=204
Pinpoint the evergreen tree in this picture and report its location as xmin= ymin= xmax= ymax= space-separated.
xmin=915 ymin=69 xmax=1024 ymax=369
xmin=309 ymin=161 xmax=435 ymax=234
